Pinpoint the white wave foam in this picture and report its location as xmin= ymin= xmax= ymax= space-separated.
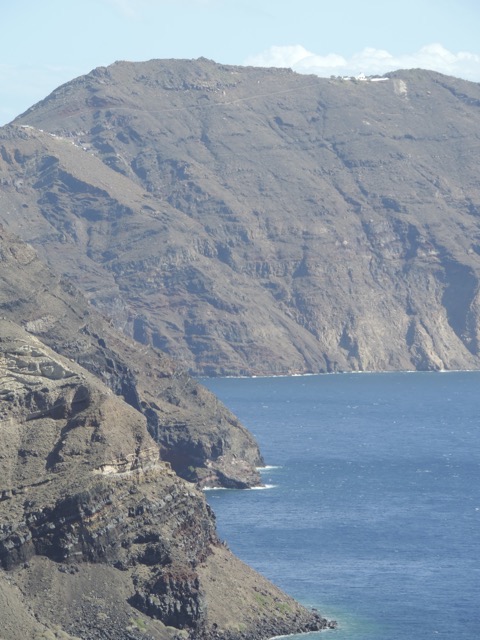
xmin=202 ymin=483 xmax=277 ymax=491
xmin=251 ymin=484 xmax=277 ymax=490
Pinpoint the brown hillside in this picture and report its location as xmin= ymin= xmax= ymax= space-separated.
xmin=3 ymin=58 xmax=480 ymax=374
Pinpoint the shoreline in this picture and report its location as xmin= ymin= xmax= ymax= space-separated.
xmin=198 ymin=367 xmax=480 ymax=381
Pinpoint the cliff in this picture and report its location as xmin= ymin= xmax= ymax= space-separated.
xmin=1 ymin=59 xmax=480 ymax=374
xmin=0 ymin=226 xmax=261 ymax=488
xmin=0 ymin=319 xmax=334 ymax=639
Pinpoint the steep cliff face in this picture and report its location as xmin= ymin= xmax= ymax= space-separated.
xmin=0 ymin=320 xmax=333 ymax=639
xmin=2 ymin=60 xmax=480 ymax=374
xmin=0 ymin=226 xmax=262 ymax=487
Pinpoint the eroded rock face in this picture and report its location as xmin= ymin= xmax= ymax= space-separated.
xmin=0 ymin=225 xmax=263 ymax=488
xmin=0 ymin=320 xmax=334 ymax=639
xmin=0 ymin=321 xmax=180 ymax=562
xmin=3 ymin=61 xmax=480 ymax=374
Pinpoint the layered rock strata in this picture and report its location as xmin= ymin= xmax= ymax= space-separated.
xmin=0 ymin=320 xmax=334 ymax=639
xmin=0 ymin=225 xmax=262 ymax=488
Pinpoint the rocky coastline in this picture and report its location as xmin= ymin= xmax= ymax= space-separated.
xmin=0 ymin=225 xmax=263 ymax=491
xmin=0 ymin=315 xmax=335 ymax=638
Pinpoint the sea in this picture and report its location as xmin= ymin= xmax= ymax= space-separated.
xmin=200 ymin=371 xmax=480 ymax=640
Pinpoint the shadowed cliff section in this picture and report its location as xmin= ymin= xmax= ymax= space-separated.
xmin=0 ymin=319 xmax=334 ymax=639
xmin=2 ymin=59 xmax=480 ymax=374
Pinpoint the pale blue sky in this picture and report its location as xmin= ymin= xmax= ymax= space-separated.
xmin=1 ymin=0 xmax=479 ymax=125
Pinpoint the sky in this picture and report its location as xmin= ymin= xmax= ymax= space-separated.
xmin=1 ymin=0 xmax=480 ymax=125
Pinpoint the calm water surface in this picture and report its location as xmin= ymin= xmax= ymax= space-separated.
xmin=201 ymin=372 xmax=480 ymax=640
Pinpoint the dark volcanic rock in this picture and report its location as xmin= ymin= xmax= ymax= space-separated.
xmin=0 ymin=319 xmax=334 ymax=639
xmin=2 ymin=60 xmax=480 ymax=374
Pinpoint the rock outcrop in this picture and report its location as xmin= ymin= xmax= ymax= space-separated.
xmin=0 ymin=225 xmax=262 ymax=488
xmin=2 ymin=60 xmax=480 ymax=374
xmin=0 ymin=319 xmax=334 ymax=639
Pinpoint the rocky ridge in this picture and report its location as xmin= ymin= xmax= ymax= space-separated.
xmin=0 ymin=318 xmax=334 ymax=639
xmin=2 ymin=59 xmax=480 ymax=374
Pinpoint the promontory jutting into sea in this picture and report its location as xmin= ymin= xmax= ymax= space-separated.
xmin=0 ymin=57 xmax=479 ymax=639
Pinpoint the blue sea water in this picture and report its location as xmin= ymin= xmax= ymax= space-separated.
xmin=201 ymin=372 xmax=480 ymax=640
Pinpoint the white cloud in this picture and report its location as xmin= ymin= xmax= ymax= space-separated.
xmin=244 ymin=44 xmax=480 ymax=82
